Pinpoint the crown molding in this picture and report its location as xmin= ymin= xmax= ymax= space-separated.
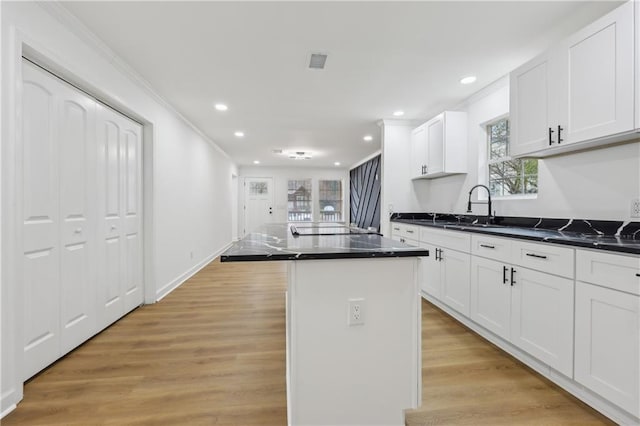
xmin=36 ymin=1 xmax=232 ymax=162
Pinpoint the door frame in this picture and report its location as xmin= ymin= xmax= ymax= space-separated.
xmin=1 ymin=29 xmax=156 ymax=412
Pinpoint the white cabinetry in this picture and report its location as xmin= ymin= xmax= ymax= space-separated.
xmin=470 ymin=235 xmax=574 ymax=377
xmin=510 ymin=1 xmax=635 ymax=157
xmin=419 ymin=227 xmax=471 ymax=316
xmin=574 ymin=249 xmax=640 ymax=418
xmin=410 ymin=111 xmax=467 ymax=179
xmin=410 ymin=124 xmax=427 ymax=179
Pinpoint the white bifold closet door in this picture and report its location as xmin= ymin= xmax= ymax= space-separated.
xmin=21 ymin=60 xmax=143 ymax=380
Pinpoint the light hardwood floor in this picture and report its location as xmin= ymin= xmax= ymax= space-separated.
xmin=5 ymin=258 xmax=612 ymax=425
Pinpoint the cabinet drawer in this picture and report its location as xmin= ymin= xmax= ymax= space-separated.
xmin=471 ymin=235 xmax=512 ymax=264
xmin=576 ymin=249 xmax=640 ymax=295
xmin=420 ymin=227 xmax=470 ymax=253
xmin=390 ymin=223 xmax=419 ymax=240
xmin=511 ymin=240 xmax=574 ymax=278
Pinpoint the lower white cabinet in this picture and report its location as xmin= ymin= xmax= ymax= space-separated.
xmin=439 ymin=248 xmax=471 ymax=317
xmin=575 ymin=281 xmax=640 ymax=418
xmin=470 ymin=257 xmax=574 ymax=377
xmin=418 ymin=242 xmax=441 ymax=299
xmin=510 ymin=267 xmax=574 ymax=376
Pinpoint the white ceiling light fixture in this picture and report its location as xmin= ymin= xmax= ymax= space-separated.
xmin=214 ymin=103 xmax=228 ymax=111
xmin=288 ymin=151 xmax=312 ymax=160
xmin=460 ymin=75 xmax=477 ymax=85
xmin=363 ymin=135 xmax=373 ymax=142
xmin=253 ymin=160 xmax=260 ymax=164
xmin=234 ymin=131 xmax=245 ymax=137
xmin=308 ymin=52 xmax=328 ymax=70
xmin=393 ymin=110 xmax=404 ymax=117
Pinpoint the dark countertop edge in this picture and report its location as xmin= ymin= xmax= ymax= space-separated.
xmin=220 ymin=249 xmax=429 ymax=262
xmin=392 ymin=219 xmax=640 ymax=256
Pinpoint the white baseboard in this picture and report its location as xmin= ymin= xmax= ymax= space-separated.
xmin=1 ymin=403 xmax=17 ymax=419
xmin=421 ymin=291 xmax=640 ymax=426
xmin=156 ymin=242 xmax=232 ymax=302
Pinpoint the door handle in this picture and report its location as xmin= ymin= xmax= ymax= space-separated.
xmin=510 ymin=268 xmax=516 ymax=286
xmin=557 ymin=125 xmax=564 ymax=143
xmin=503 ymin=266 xmax=508 ymax=284
xmin=548 ymin=127 xmax=555 ymax=145
xmin=438 ymin=248 xmax=443 ymax=262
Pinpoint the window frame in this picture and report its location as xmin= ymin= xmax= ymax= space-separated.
xmin=287 ymin=178 xmax=313 ymax=222
xmin=481 ymin=116 xmax=538 ymax=201
xmin=318 ymin=179 xmax=344 ymax=223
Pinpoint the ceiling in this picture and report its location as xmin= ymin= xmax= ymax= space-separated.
xmin=61 ymin=1 xmax=621 ymax=168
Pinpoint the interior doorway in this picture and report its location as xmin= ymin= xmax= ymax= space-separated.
xmin=243 ymin=177 xmax=274 ymax=236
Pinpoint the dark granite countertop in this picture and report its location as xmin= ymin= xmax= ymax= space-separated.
xmin=391 ymin=213 xmax=640 ymax=255
xmin=221 ymin=223 xmax=429 ymax=262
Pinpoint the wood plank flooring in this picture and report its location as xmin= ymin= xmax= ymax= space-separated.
xmin=4 ymin=258 xmax=613 ymax=425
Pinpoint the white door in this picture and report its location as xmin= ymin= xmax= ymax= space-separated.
xmin=21 ymin=61 xmax=62 ymax=379
xmin=510 ymin=267 xmax=574 ymax=377
xmin=439 ymin=248 xmax=471 ymax=317
xmin=419 ymin=243 xmax=441 ymax=299
xmin=575 ymin=282 xmax=639 ymax=417
xmin=426 ymin=116 xmax=444 ymax=175
xmin=557 ymin=1 xmax=634 ymax=145
xmin=96 ymin=103 xmax=143 ymax=330
xmin=509 ymin=52 xmax=556 ymax=156
xmin=243 ymin=177 xmax=274 ymax=235
xmin=410 ymin=125 xmax=427 ymax=179
xmin=470 ymin=257 xmax=510 ymax=340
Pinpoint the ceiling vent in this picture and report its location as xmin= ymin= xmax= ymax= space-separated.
xmin=272 ymin=149 xmax=283 ymax=154
xmin=308 ymin=53 xmax=328 ymax=70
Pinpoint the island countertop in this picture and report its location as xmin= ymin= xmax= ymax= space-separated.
xmin=220 ymin=223 xmax=429 ymax=262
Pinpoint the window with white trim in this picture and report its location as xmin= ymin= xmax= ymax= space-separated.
xmin=487 ymin=118 xmax=538 ymax=197
xmin=287 ymin=179 xmax=312 ymax=221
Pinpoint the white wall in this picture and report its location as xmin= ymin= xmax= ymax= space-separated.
xmin=379 ymin=121 xmax=421 ymax=236
xmin=1 ymin=2 xmax=236 ymax=412
xmin=410 ymin=76 xmax=640 ymax=221
xmin=238 ymin=166 xmax=349 ymax=234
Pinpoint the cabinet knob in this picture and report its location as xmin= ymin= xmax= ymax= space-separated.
xmin=110 ymin=225 xmax=117 ymax=231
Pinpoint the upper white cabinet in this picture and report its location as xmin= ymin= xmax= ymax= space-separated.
xmin=410 ymin=124 xmax=428 ymax=179
xmin=510 ymin=1 xmax=635 ymax=158
xmin=411 ymin=111 xmax=467 ymax=179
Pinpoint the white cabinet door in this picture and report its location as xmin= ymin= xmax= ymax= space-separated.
xmin=426 ymin=115 xmax=444 ymax=176
xmin=510 ymin=267 xmax=574 ymax=377
xmin=440 ymin=248 xmax=471 ymax=317
xmin=21 ymin=61 xmax=62 ymax=379
xmin=470 ymin=257 xmax=510 ymax=340
xmin=575 ymin=282 xmax=639 ymax=417
xmin=557 ymin=0 xmax=634 ymax=145
xmin=410 ymin=125 xmax=427 ymax=179
xmin=509 ymin=52 xmax=556 ymax=156
xmin=419 ymin=243 xmax=441 ymax=299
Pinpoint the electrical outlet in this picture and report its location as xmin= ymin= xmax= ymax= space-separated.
xmin=631 ymin=198 xmax=640 ymax=218
xmin=347 ymin=298 xmax=365 ymax=326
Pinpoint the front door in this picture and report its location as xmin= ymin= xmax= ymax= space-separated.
xmin=244 ymin=177 xmax=274 ymax=236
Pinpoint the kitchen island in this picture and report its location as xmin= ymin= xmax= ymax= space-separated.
xmin=221 ymin=224 xmax=429 ymax=425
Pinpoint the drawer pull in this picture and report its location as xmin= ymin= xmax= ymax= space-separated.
xmin=526 ymin=253 xmax=547 ymax=260
xmin=406 ymin=230 xmax=414 ymax=234
xmin=480 ymin=244 xmax=495 ymax=249
xmin=636 ymin=273 xmax=640 ymax=277
xmin=393 ymin=227 xmax=400 ymax=231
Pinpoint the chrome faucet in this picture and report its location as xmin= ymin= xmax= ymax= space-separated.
xmin=467 ymin=184 xmax=493 ymax=224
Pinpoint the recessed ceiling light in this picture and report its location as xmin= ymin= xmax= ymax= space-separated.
xmin=334 ymin=162 xmax=341 ymax=166
xmin=214 ymin=103 xmax=228 ymax=111
xmin=393 ymin=110 xmax=404 ymax=117
xmin=234 ymin=131 xmax=244 ymax=137
xmin=363 ymin=135 xmax=373 ymax=142
xmin=460 ymin=76 xmax=477 ymax=85
xmin=253 ymin=160 xmax=260 ymax=164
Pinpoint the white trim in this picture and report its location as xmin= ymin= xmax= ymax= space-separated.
xmin=421 ymin=292 xmax=639 ymax=426
xmin=35 ymin=2 xmax=233 ymax=162
xmin=0 ymin=404 xmax=17 ymax=419
xmin=155 ymin=243 xmax=232 ymax=302
xmin=349 ymin=149 xmax=381 ymax=170
xmin=452 ymin=74 xmax=510 ymax=111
